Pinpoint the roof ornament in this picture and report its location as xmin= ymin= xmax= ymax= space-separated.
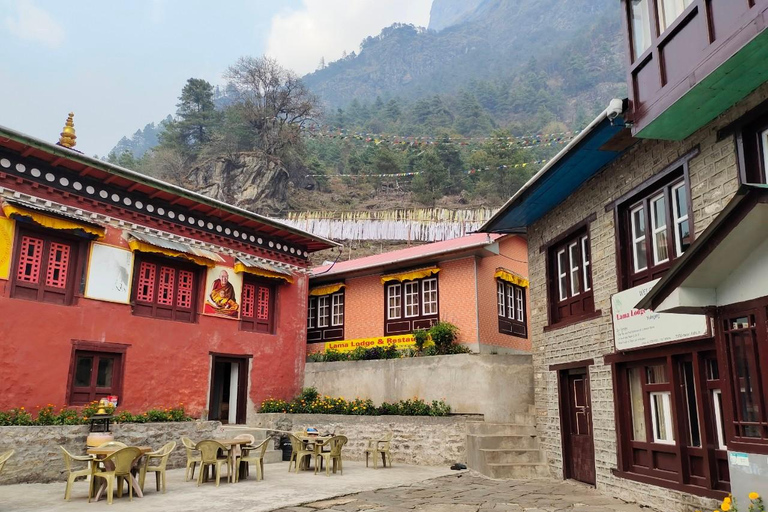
xmin=58 ymin=112 xmax=77 ymax=148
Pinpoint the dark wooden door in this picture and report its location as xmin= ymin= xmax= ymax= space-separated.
xmin=561 ymin=368 xmax=596 ymax=485
xmin=208 ymin=356 xmax=248 ymax=425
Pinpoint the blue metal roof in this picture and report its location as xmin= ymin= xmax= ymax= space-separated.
xmin=482 ymin=116 xmax=629 ymax=233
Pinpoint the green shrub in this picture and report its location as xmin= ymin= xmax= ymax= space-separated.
xmin=322 ymin=349 xmax=348 ymax=362
xmin=429 ymin=321 xmax=460 ymax=355
xmin=412 ymin=329 xmax=429 ymax=352
xmin=0 ymin=404 xmax=191 ymax=426
xmin=259 ymin=393 xmax=450 ymax=416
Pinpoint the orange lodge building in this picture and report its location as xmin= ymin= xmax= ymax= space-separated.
xmin=306 ymin=234 xmax=530 ymax=354
xmin=0 ymin=119 xmax=337 ymax=424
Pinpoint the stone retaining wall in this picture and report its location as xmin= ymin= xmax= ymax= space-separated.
xmin=0 ymin=421 xmax=221 ymax=485
xmin=251 ymin=413 xmax=471 ymax=467
xmin=304 ymin=354 xmax=534 ymax=423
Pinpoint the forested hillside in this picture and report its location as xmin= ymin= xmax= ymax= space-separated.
xmin=107 ymin=0 xmax=627 ymax=217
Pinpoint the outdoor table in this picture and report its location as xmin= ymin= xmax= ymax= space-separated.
xmin=87 ymin=446 xmax=152 ymax=501
xmin=214 ymin=438 xmax=252 ymax=482
xmin=296 ymin=435 xmax=333 ymax=470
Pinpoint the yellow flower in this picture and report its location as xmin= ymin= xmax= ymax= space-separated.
xmin=721 ymin=502 xmax=731 ymax=511
xmin=749 ymin=492 xmax=760 ymax=500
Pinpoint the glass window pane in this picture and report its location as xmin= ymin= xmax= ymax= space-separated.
xmin=659 ymin=0 xmax=693 ymax=31
xmin=651 ymin=195 xmax=669 ymax=264
xmin=569 ymin=243 xmax=581 ymax=296
xmin=557 ymin=249 xmax=567 ymax=300
xmin=646 ymin=364 xmax=668 ymax=384
xmin=628 ymin=368 xmax=647 ymax=441
xmin=631 ymin=0 xmax=652 ymax=58
xmin=731 ymin=327 xmax=761 ymax=435
xmin=74 ymin=356 xmax=93 ymax=387
xmin=96 ymin=358 xmax=114 ymax=388
xmin=651 ymin=392 xmax=674 ymax=443
xmin=674 ymin=184 xmax=688 ymax=219
xmin=507 ymin=284 xmax=515 ymax=319
xmin=631 ymin=206 xmax=648 ymax=272
xmin=497 ymin=281 xmax=505 ymax=316
xmin=762 ymin=129 xmax=768 ymax=183
xmin=706 ymin=358 xmax=720 ymax=381
xmin=681 ymin=361 xmax=701 ymax=447
xmin=713 ymin=390 xmax=727 ymax=449
xmin=632 ymin=207 xmax=646 ymax=238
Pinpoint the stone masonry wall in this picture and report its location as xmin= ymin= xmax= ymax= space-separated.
xmin=527 ymin=81 xmax=768 ymax=512
xmin=251 ymin=413 xmax=469 ymax=467
xmin=0 ymin=421 xmax=221 ymax=485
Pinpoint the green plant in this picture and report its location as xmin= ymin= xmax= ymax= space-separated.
xmin=0 ymin=404 xmax=190 ymax=426
xmin=259 ymin=393 xmax=450 ymax=416
xmin=429 ymin=321 xmax=460 ymax=355
xmin=322 ymin=349 xmax=348 ymax=362
xmin=412 ymin=329 xmax=429 ymax=352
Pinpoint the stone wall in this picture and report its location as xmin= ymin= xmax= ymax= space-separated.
xmin=0 ymin=421 xmax=221 ymax=485
xmin=526 ymin=81 xmax=768 ymax=512
xmin=251 ymin=413 xmax=470 ymax=467
xmin=304 ymin=354 xmax=534 ymax=423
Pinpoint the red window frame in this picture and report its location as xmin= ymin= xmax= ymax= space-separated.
xmin=67 ymin=343 xmax=126 ymax=406
xmin=10 ymin=227 xmax=82 ymax=306
xmin=307 ymin=291 xmax=344 ymax=342
xmin=130 ymin=253 xmax=200 ymax=323
xmin=240 ymin=276 xmax=276 ymax=334
xmin=547 ymin=230 xmax=594 ymax=326
xmin=384 ymin=276 xmax=439 ymax=336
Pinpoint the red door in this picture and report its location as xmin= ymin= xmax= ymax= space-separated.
xmin=561 ymin=368 xmax=596 ymax=485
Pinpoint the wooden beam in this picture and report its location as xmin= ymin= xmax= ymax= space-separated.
xmin=149 ymin=190 xmax=165 ymax=199
xmin=51 ymin=157 xmax=65 ymax=167
xmin=20 ymin=147 xmax=34 ymax=157
xmin=79 ymin=167 xmax=94 ymax=177
xmin=103 ymin=175 xmax=119 ymax=185
xmin=126 ymin=183 xmax=142 ymax=192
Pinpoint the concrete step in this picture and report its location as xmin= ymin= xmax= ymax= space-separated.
xmin=467 ymin=423 xmax=538 ymax=436
xmin=480 ymin=449 xmax=543 ymax=464
xmin=486 ymin=463 xmax=550 ymax=480
xmin=468 ymin=434 xmax=539 ymax=450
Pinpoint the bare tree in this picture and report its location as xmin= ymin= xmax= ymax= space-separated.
xmin=225 ymin=56 xmax=321 ymax=157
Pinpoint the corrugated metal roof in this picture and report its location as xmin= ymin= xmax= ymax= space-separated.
xmin=129 ymin=231 xmax=225 ymax=263
xmin=236 ymin=255 xmax=292 ymax=276
xmin=312 ymin=233 xmax=503 ymax=278
xmin=4 ymin=198 xmax=105 ymax=228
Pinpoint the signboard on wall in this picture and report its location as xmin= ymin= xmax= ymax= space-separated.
xmin=611 ymin=279 xmax=709 ymax=351
xmin=84 ymin=243 xmax=134 ymax=304
xmin=323 ymin=333 xmax=432 ymax=353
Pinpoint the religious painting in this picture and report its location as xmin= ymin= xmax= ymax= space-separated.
xmin=203 ymin=266 xmax=242 ymax=319
xmin=84 ymin=243 xmax=134 ymax=304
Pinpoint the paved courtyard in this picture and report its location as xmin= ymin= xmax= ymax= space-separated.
xmin=274 ymin=474 xmax=648 ymax=512
xmin=0 ymin=461 xmax=648 ymax=512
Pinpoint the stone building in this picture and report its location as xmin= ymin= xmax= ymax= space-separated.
xmin=482 ymin=1 xmax=768 ymax=510
xmin=0 ymin=118 xmax=336 ymax=423
xmin=307 ymin=234 xmax=530 ymax=354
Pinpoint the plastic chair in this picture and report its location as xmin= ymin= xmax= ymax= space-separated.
xmin=181 ymin=437 xmax=201 ymax=481
xmin=60 ymin=446 xmax=94 ymax=501
xmin=139 ymin=441 xmax=176 ymax=493
xmin=288 ymin=433 xmax=315 ymax=473
xmin=0 ymin=449 xmax=13 ymax=478
xmin=234 ymin=437 xmax=271 ymax=482
xmin=89 ymin=447 xmax=143 ymax=505
xmin=365 ymin=432 xmax=393 ymax=468
xmin=194 ymin=440 xmax=230 ymax=487
xmin=314 ymin=435 xmax=348 ymax=476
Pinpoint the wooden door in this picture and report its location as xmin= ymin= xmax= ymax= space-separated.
xmin=560 ymin=367 xmax=596 ymax=485
xmin=208 ymin=356 xmax=248 ymax=425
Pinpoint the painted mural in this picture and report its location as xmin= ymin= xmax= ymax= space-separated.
xmin=84 ymin=243 xmax=134 ymax=304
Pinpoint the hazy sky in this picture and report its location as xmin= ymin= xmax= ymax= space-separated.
xmin=0 ymin=0 xmax=432 ymax=157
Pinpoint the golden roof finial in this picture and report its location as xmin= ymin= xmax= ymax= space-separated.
xmin=58 ymin=112 xmax=77 ymax=149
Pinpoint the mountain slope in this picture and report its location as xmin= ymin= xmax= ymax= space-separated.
xmin=303 ymin=0 xmax=623 ymax=109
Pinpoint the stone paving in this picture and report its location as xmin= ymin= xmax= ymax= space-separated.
xmin=275 ymin=473 xmax=649 ymax=512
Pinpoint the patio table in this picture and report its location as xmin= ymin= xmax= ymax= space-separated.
xmin=295 ymin=435 xmax=333 ymax=470
xmin=87 ymin=446 xmax=152 ymax=501
xmin=213 ymin=438 xmax=252 ymax=482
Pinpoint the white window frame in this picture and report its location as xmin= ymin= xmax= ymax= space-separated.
xmin=630 ymin=204 xmax=648 ymax=273
xmin=650 ymin=391 xmax=675 ymax=445
xmin=497 ymin=281 xmax=505 ymax=316
xmin=317 ymin=295 xmax=330 ymax=328
xmin=671 ymin=181 xmax=689 ymax=257
xmin=404 ymin=281 xmax=419 ymax=318
xmin=506 ymin=283 xmax=515 ymax=319
xmin=515 ymin=287 xmax=524 ymax=322
xmin=387 ymin=283 xmax=402 ymax=320
xmin=713 ymin=389 xmax=727 ymax=450
xmin=761 ymin=128 xmax=768 ymax=184
xmin=630 ymin=0 xmax=652 ymax=59
xmin=650 ymin=193 xmax=669 ymax=266
xmin=421 ymin=278 xmax=438 ymax=316
xmin=581 ymin=236 xmax=591 ymax=292
xmin=307 ymin=297 xmax=316 ymax=329
xmin=658 ymin=0 xmax=693 ymax=32
xmin=557 ymin=248 xmax=567 ymax=301
xmin=568 ymin=241 xmax=581 ymax=296
xmin=330 ymin=292 xmax=344 ymax=327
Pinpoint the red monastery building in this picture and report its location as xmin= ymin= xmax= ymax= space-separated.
xmin=0 ymin=117 xmax=336 ymax=424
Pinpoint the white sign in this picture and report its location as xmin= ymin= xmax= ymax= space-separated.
xmin=85 ymin=243 xmax=134 ymax=304
xmin=612 ymin=279 xmax=709 ymax=351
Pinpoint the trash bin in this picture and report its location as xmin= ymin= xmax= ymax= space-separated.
xmin=280 ymin=436 xmax=292 ymax=461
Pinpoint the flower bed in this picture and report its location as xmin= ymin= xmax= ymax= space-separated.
xmin=259 ymin=388 xmax=451 ymax=416
xmin=0 ymin=402 xmax=191 ymax=426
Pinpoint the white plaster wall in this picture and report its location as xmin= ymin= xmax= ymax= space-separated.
xmin=717 ymin=237 xmax=768 ymax=306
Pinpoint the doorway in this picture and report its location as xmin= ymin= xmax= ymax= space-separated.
xmin=208 ymin=355 xmax=249 ymax=425
xmin=559 ymin=367 xmax=596 ymax=485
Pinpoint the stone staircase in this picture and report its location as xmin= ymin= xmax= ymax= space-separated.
xmin=219 ymin=426 xmax=283 ymax=464
xmin=466 ymin=412 xmax=549 ymax=479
